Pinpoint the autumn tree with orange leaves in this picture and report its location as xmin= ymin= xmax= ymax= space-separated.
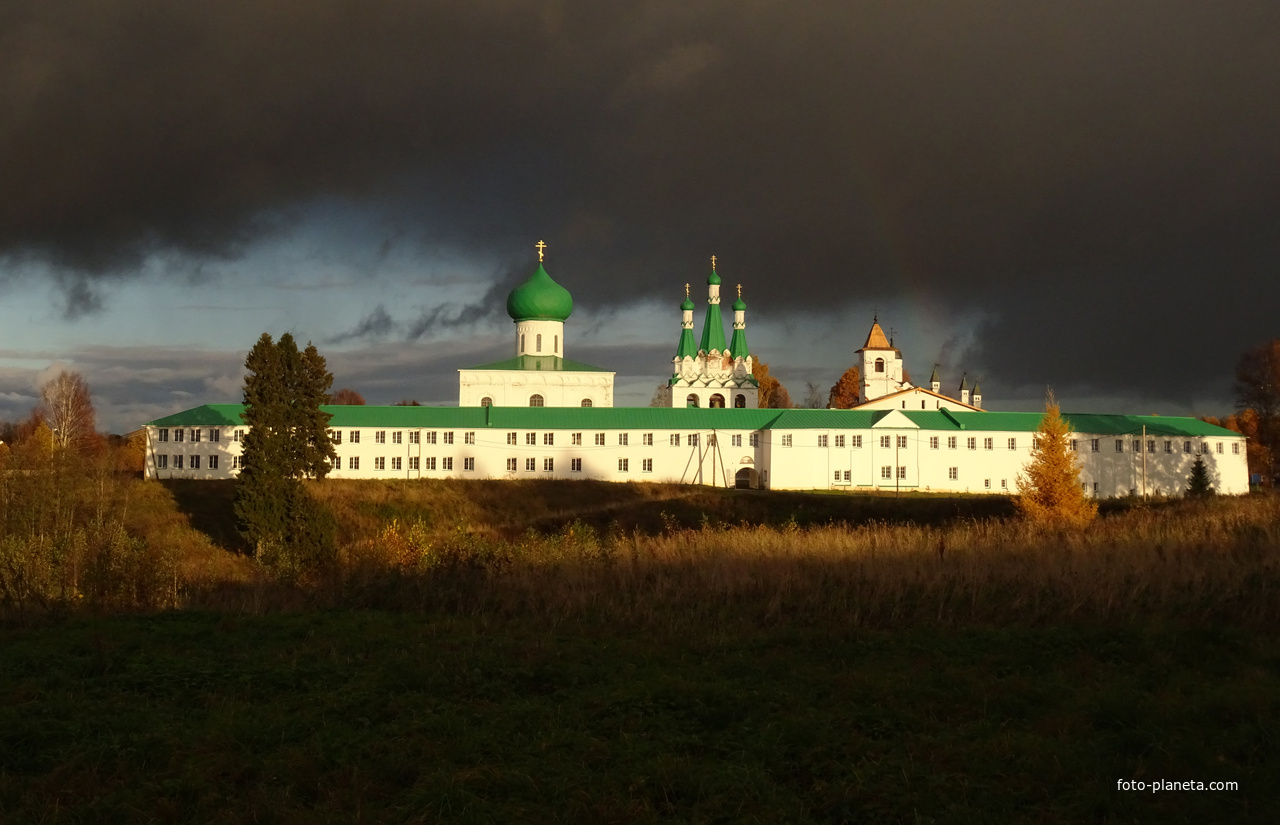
xmin=1016 ymin=391 xmax=1097 ymax=529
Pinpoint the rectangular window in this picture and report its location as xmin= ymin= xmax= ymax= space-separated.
xmin=835 ymin=435 xmax=845 ymax=448
xmin=392 ymin=457 xmax=402 ymax=471
xmin=173 ymin=455 xmax=184 ymax=469
xmin=526 ymin=432 xmax=537 ymax=445
xmin=881 ymin=465 xmax=892 ymax=479
xmin=572 ymin=432 xmax=582 ymax=445
xmin=425 ymin=457 xmax=437 ymax=470
xmin=1132 ymin=439 xmax=1141 ymax=453
xmin=1070 ymin=439 xmax=1078 ymax=452
xmin=425 ymin=431 xmax=437 ymax=445
xmin=983 ymin=437 xmax=994 ymax=450
xmin=897 ymin=435 xmax=908 ymax=448
xmin=1091 ymin=438 xmax=1100 ymax=452
xmin=376 ymin=431 xmax=386 ymax=444
xmin=750 ymin=433 xmax=760 ymax=447
xmin=670 ymin=434 xmax=680 ymax=447
xmin=158 ymin=428 xmax=170 ymax=442
xmin=690 ymin=434 xmax=699 ymax=446
xmin=331 ymin=430 xmax=342 ymax=445
xmin=443 ymin=457 xmax=453 ymax=470
xmin=1201 ymin=442 xmax=1210 ymax=454
xmin=349 ymin=456 xmax=359 ymax=470
xmin=1116 ymin=439 xmax=1124 ymax=452
xmin=375 ymin=457 xmax=386 ymax=470
xmin=595 ymin=433 xmax=606 ymax=446
xmin=464 ymin=457 xmax=475 ymax=471
xmin=644 ymin=432 xmax=654 ymax=446
xmin=1184 ymin=440 xmax=1192 ymax=453
xmin=174 ymin=429 xmax=184 ymax=443
xmin=782 ymin=434 xmax=793 ymax=447
xmin=880 ymin=435 xmax=891 ymax=449
xmin=235 ymin=429 xmax=245 ymax=443
xmin=948 ymin=467 xmax=958 ymax=480
xmin=643 ymin=458 xmax=653 ymax=472
xmin=852 ymin=435 xmax=863 ymax=448
xmin=1165 ymin=440 xmax=1172 ymax=453
xmin=1216 ymin=442 xmax=1223 ymax=454
xmin=543 ymin=458 xmax=553 ymax=472
xmin=464 ymin=432 xmax=475 ymax=445
xmin=544 ymin=433 xmax=555 ymax=446
xmin=409 ymin=457 xmax=420 ymax=470
xmin=443 ymin=432 xmax=454 ymax=445
xmin=350 ymin=430 xmax=360 ymax=444
xmin=331 ymin=456 xmax=341 ymax=470
xmin=732 ymin=434 xmax=742 ymax=447
xmin=506 ymin=458 xmax=517 ymax=472
xmin=191 ymin=429 xmax=201 ymax=443
xmin=1093 ymin=482 xmax=1099 ymax=493
xmin=984 ymin=478 xmax=991 ymax=489
xmin=947 ymin=436 xmax=957 ymax=449
xmin=618 ymin=458 xmax=629 ymax=472
xmin=708 ymin=435 xmax=717 ymax=447
xmin=619 ymin=433 xmax=629 ymax=446
xmin=571 ymin=458 xmax=582 ymax=472
xmin=156 ymin=454 xmax=168 ymax=469
xmin=1147 ymin=440 xmax=1156 ymax=453
xmin=896 ymin=466 xmax=906 ymax=479
xmin=409 ymin=431 xmax=420 ymax=445
xmin=525 ymin=458 xmax=536 ymax=471
xmin=507 ymin=432 xmax=517 ymax=445
xmin=1233 ymin=442 xmax=1241 ymax=455
xmin=930 ymin=436 xmax=939 ymax=449
xmin=1001 ymin=479 xmax=1007 ymax=489
xmin=392 ymin=431 xmax=402 ymax=444
xmin=210 ymin=429 xmax=220 ymax=442
xmin=208 ymin=455 xmax=219 ymax=469
xmin=834 ymin=471 xmax=841 ymax=481
xmin=1008 ymin=438 xmax=1017 ymax=450
xmin=843 ymin=470 xmax=851 ymax=481
xmin=967 ymin=437 xmax=977 ymax=450
xmin=818 ymin=435 xmax=828 ymax=447
xmin=232 ymin=456 xmax=243 ymax=470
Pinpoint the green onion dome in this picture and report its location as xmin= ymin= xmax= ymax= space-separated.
xmin=681 ymin=296 xmax=696 ymax=311
xmin=506 ymin=263 xmax=573 ymax=322
xmin=707 ymin=269 xmax=721 ymax=286
xmin=732 ymin=295 xmax=746 ymax=311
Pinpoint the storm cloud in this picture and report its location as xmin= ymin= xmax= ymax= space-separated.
xmin=3 ymin=1 xmax=1279 ymax=407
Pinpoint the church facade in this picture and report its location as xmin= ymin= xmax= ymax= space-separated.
xmin=143 ymin=245 xmax=1249 ymax=496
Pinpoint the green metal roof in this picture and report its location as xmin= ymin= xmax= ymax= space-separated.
xmin=146 ymin=404 xmax=1245 ymax=438
xmin=461 ymin=355 xmax=613 ymax=373
xmin=505 ymin=263 xmax=573 ymax=322
xmin=699 ymin=301 xmax=727 ymax=353
xmin=675 ymin=327 xmax=698 ymax=360
xmin=729 ymin=325 xmax=749 ymax=359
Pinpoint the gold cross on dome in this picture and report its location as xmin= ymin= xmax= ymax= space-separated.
xmin=535 ymin=240 xmax=547 ymax=262
xmin=736 ymin=283 xmax=742 ymax=298
xmin=710 ymin=255 xmax=717 ymax=270
xmin=684 ymin=283 xmax=690 ymax=298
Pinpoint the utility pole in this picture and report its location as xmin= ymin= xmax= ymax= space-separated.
xmin=1142 ymin=424 xmax=1147 ymax=499
xmin=895 ymin=433 xmax=900 ymax=498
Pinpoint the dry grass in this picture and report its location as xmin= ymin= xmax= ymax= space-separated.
xmin=186 ymin=492 xmax=1280 ymax=632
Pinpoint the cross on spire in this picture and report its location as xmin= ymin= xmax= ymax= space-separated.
xmin=535 ymin=240 xmax=547 ymax=262
xmin=684 ymin=283 xmax=690 ymax=298
xmin=737 ymin=283 xmax=742 ymax=298
xmin=710 ymin=255 xmax=717 ymax=270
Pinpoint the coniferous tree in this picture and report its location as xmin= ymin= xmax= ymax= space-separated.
xmin=1015 ymin=391 xmax=1098 ymax=528
xmin=1186 ymin=455 xmax=1214 ymax=498
xmin=234 ymin=333 xmax=337 ymax=572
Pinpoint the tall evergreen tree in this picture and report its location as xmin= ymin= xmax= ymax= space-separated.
xmin=1015 ymin=391 xmax=1098 ymax=529
xmin=1186 ymin=455 xmax=1214 ymax=498
xmin=234 ymin=333 xmax=337 ymax=572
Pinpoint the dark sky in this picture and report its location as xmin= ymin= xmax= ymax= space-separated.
xmin=3 ymin=0 xmax=1279 ymax=422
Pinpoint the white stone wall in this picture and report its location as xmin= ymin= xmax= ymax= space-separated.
xmin=457 ymin=369 xmax=614 ymax=408
xmin=861 ymin=347 xmax=904 ymax=401
xmin=144 ymin=421 xmax=1249 ymax=496
xmin=514 ymin=320 xmax=566 ymax=357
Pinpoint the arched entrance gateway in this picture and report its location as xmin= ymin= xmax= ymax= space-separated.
xmin=735 ymin=467 xmax=760 ymax=489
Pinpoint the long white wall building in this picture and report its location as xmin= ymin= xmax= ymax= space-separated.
xmin=144 ymin=404 xmax=1248 ymax=496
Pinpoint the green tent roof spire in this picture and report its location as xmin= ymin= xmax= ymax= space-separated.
xmin=699 ymin=258 xmax=727 ymax=353
xmin=729 ymin=282 xmax=749 ymax=359
xmin=675 ymin=284 xmax=698 ymax=359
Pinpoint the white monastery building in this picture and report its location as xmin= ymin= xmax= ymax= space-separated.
xmin=144 ymin=245 xmax=1249 ymax=496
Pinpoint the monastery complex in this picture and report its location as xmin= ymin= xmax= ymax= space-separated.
xmin=146 ymin=246 xmax=1248 ymax=496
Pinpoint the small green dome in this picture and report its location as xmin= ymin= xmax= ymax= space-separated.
xmin=707 ymin=269 xmax=721 ymax=286
xmin=681 ymin=296 xmax=695 ymax=311
xmin=732 ymin=296 xmax=746 ymax=311
xmin=506 ymin=263 xmax=573 ymax=322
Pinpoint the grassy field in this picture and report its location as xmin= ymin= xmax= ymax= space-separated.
xmin=3 ymin=475 xmax=1279 ymax=821
xmin=2 ymin=613 xmax=1275 ymax=823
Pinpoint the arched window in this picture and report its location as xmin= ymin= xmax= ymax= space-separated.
xmin=709 ymin=393 xmax=725 ymax=408
xmin=581 ymin=398 xmax=593 ymax=407
xmin=520 ymin=334 xmax=525 ymax=354
xmin=875 ymin=358 xmax=885 ymax=373
xmin=529 ymin=394 xmax=544 ymax=407
xmin=554 ymin=335 xmax=559 ymax=354
xmin=480 ymin=397 xmax=493 ymax=407
xmin=686 ymin=394 xmax=699 ymax=408
xmin=536 ymin=333 xmax=542 ymax=353
xmin=734 ymin=394 xmax=746 ymax=408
